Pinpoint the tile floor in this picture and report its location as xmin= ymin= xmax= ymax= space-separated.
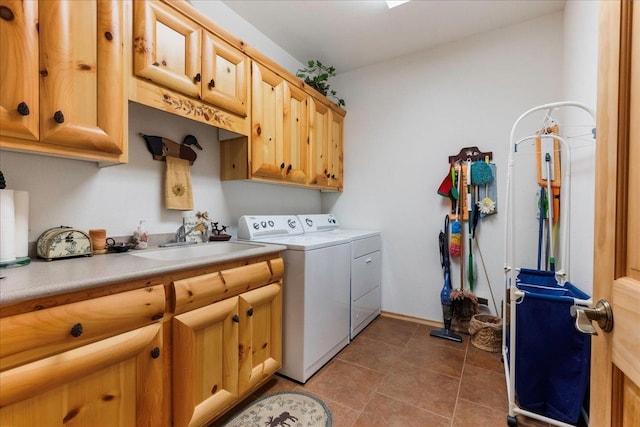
xmin=213 ymin=315 xmax=554 ymax=427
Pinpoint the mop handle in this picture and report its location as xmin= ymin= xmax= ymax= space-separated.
xmin=545 ymin=154 xmax=555 ymax=271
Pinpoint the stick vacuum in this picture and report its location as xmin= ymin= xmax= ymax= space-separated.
xmin=430 ymin=215 xmax=463 ymax=343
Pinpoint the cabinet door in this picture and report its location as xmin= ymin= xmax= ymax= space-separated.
xmin=172 ymin=297 xmax=239 ymax=427
xmin=283 ymin=83 xmax=309 ymax=184
xmin=328 ymin=110 xmax=344 ymax=189
xmin=38 ymin=0 xmax=125 ymax=156
xmin=133 ymin=0 xmax=201 ymax=98
xmin=309 ymin=97 xmax=331 ymax=186
xmin=238 ymin=283 xmax=282 ymax=394
xmin=0 ymin=324 xmax=164 ymax=427
xmin=202 ymin=31 xmax=249 ymax=117
xmin=251 ymin=62 xmax=285 ymax=180
xmin=0 ymin=0 xmax=39 ymax=142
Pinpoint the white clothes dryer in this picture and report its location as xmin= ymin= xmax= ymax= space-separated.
xmin=297 ymin=214 xmax=382 ymax=339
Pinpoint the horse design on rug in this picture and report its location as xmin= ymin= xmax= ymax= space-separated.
xmin=265 ymin=411 xmax=298 ymax=427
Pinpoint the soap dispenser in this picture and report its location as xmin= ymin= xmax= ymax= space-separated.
xmin=133 ymin=220 xmax=148 ymax=249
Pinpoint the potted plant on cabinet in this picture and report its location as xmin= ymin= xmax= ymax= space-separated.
xmin=296 ymin=60 xmax=345 ymax=107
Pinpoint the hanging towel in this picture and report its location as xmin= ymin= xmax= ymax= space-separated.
xmin=478 ymin=163 xmax=498 ymax=217
xmin=165 ymin=156 xmax=193 ymax=210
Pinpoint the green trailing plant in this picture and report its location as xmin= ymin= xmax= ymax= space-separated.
xmin=296 ymin=60 xmax=345 ymax=107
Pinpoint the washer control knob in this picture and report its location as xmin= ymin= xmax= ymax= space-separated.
xmin=260 ymin=221 xmax=267 ymax=228
xmin=268 ymin=220 xmax=274 ymax=227
xmin=252 ymin=222 xmax=259 ymax=230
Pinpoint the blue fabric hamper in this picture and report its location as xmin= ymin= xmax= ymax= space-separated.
xmin=514 ymin=269 xmax=591 ymax=425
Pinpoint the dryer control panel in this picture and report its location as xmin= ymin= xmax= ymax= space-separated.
xmin=237 ymin=215 xmax=303 ymax=240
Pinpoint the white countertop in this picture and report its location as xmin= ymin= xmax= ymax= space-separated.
xmin=0 ymin=241 xmax=286 ymax=306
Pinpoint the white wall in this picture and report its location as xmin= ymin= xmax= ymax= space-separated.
xmin=324 ymin=12 xmax=568 ymax=321
xmin=0 ymin=1 xmax=318 ymax=243
xmin=562 ymin=0 xmax=600 ymax=295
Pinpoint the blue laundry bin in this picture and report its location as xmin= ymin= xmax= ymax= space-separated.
xmin=513 ymin=269 xmax=591 ymax=425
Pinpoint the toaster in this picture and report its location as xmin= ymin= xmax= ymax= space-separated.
xmin=37 ymin=226 xmax=93 ymax=261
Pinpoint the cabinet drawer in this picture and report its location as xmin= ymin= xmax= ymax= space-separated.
xmin=173 ymin=258 xmax=284 ymax=314
xmin=0 ymin=285 xmax=165 ymax=370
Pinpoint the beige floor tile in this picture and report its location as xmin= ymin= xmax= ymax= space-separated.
xmin=453 ymin=399 xmax=508 ymax=427
xmin=354 ymin=393 xmax=451 ymax=427
xmin=465 ymin=342 xmax=504 ymax=373
xmin=302 ymin=359 xmax=384 ymax=412
xmin=400 ymin=332 xmax=466 ymax=378
xmin=458 ymin=364 xmax=508 ymax=412
xmin=378 ymin=361 xmax=460 ymax=419
xmin=359 ymin=316 xmax=418 ymax=348
xmin=336 ymin=335 xmax=407 ymax=374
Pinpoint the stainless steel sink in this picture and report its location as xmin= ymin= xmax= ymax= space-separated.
xmin=128 ymin=242 xmax=263 ymax=261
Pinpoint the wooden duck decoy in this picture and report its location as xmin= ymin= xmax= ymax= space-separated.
xmin=139 ymin=133 xmax=202 ymax=165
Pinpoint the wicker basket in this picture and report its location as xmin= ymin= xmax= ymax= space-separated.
xmin=469 ymin=314 xmax=502 ymax=352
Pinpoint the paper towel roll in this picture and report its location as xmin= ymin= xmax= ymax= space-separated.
xmin=14 ymin=191 xmax=29 ymax=258
xmin=0 ymin=189 xmax=16 ymax=262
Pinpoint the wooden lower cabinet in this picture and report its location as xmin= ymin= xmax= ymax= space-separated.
xmin=0 ymin=323 xmax=164 ymax=427
xmin=0 ymin=256 xmax=284 ymax=427
xmin=172 ymin=282 xmax=282 ymax=427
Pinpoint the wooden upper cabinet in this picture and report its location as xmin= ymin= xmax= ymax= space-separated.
xmin=329 ymin=110 xmax=344 ymax=190
xmin=308 ymin=98 xmax=344 ymax=191
xmin=0 ymin=0 xmax=126 ymax=163
xmin=38 ymin=0 xmax=125 ymax=156
xmin=0 ymin=0 xmax=39 ymax=142
xmin=309 ymin=98 xmax=331 ymax=186
xmin=133 ymin=0 xmax=201 ymax=98
xmin=283 ymin=84 xmax=309 ymax=184
xmin=251 ymin=62 xmax=312 ymax=183
xmin=251 ymin=62 xmax=285 ymax=180
xmin=202 ymin=31 xmax=249 ymax=117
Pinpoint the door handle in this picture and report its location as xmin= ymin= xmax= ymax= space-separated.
xmin=365 ymin=258 xmax=372 ymax=264
xmin=570 ymin=299 xmax=613 ymax=335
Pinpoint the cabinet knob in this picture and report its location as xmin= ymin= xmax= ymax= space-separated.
xmin=232 ymin=314 xmax=240 ymax=323
xmin=53 ymin=110 xmax=65 ymax=124
xmin=331 ymin=174 xmax=336 ymax=179
xmin=17 ymin=102 xmax=30 ymax=116
xmin=208 ymin=78 xmax=215 ymax=89
xmin=280 ymin=162 xmax=285 ymax=169
xmin=0 ymin=5 xmax=15 ymax=22
xmin=150 ymin=347 xmax=161 ymax=359
xmin=70 ymin=323 xmax=83 ymax=338
xmin=247 ymin=308 xmax=254 ymax=317
xmin=194 ymin=73 xmax=201 ymax=83
xmin=287 ymin=164 xmax=292 ymax=173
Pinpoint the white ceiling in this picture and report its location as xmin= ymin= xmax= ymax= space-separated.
xmin=222 ymin=0 xmax=566 ymax=73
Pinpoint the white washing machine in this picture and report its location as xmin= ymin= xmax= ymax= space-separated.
xmin=237 ymin=215 xmax=351 ymax=383
xmin=297 ymin=214 xmax=382 ymax=339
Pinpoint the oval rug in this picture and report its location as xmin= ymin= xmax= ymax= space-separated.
xmin=224 ymin=390 xmax=332 ymax=427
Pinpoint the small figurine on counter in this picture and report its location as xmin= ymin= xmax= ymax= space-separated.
xmin=209 ymin=222 xmax=231 ymax=241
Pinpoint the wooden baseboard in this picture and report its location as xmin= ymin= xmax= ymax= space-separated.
xmin=380 ymin=311 xmax=443 ymax=328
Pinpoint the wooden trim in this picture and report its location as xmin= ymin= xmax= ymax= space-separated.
xmin=592 ymin=1 xmax=625 ymax=426
xmin=380 ymin=310 xmax=443 ymax=329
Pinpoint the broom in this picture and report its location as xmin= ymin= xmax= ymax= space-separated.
xmin=450 ymin=162 xmax=478 ymax=322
